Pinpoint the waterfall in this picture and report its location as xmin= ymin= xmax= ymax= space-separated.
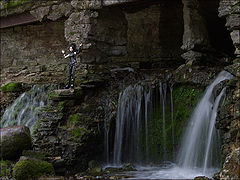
xmin=177 ymin=71 xmax=233 ymax=171
xmin=113 ymin=84 xmax=144 ymax=165
xmin=170 ymin=85 xmax=175 ymax=158
xmin=144 ymin=87 xmax=151 ymax=163
xmin=112 ymin=82 xmax=175 ymax=165
xmin=160 ymin=83 xmax=167 ymax=159
xmin=1 ymin=84 xmax=56 ymax=132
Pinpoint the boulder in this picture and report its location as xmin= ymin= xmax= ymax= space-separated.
xmin=0 ymin=126 xmax=32 ymax=160
xmin=13 ymin=156 xmax=55 ymax=180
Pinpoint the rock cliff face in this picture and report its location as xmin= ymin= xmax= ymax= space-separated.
xmin=0 ymin=0 xmax=240 ymax=179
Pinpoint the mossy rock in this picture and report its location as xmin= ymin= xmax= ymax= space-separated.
xmin=87 ymin=166 xmax=102 ymax=176
xmin=1 ymin=82 xmax=23 ymax=93
xmin=13 ymin=158 xmax=55 ymax=180
xmin=72 ymin=126 xmax=89 ymax=142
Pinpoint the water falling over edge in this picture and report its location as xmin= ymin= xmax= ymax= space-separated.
xmin=106 ymin=70 xmax=233 ymax=179
xmin=1 ymin=84 xmax=57 ymax=133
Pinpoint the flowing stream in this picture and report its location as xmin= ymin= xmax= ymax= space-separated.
xmin=106 ymin=71 xmax=233 ymax=179
xmin=0 ymin=84 xmax=56 ymax=132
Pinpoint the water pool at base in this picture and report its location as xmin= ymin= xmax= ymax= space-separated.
xmin=106 ymin=162 xmax=219 ymax=179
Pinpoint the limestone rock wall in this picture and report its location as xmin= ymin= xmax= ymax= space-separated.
xmin=0 ymin=21 xmax=68 ymax=84
xmin=219 ymin=0 xmax=240 ymax=57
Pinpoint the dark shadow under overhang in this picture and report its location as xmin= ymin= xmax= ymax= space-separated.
xmin=0 ymin=12 xmax=38 ymax=29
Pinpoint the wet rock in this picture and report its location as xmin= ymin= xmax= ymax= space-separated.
xmin=0 ymin=126 xmax=32 ymax=160
xmin=219 ymin=147 xmax=240 ymax=180
xmin=194 ymin=176 xmax=211 ymax=180
xmin=224 ymin=61 xmax=240 ymax=77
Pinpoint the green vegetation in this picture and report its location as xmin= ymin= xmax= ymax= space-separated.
xmin=72 ymin=127 xmax=89 ymax=140
xmin=13 ymin=159 xmax=54 ymax=180
xmin=146 ymin=85 xmax=203 ymax=162
xmin=1 ymin=82 xmax=22 ymax=93
xmin=173 ymin=85 xmax=203 ymax=137
xmin=232 ymin=2 xmax=240 ymax=9
xmin=70 ymin=114 xmax=80 ymax=126
xmin=0 ymin=160 xmax=12 ymax=177
xmin=0 ymin=0 xmax=30 ymax=9
xmin=48 ymin=91 xmax=59 ymax=100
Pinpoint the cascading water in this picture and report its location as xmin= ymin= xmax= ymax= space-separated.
xmin=111 ymin=82 xmax=175 ymax=165
xmin=1 ymin=84 xmax=56 ymax=132
xmin=108 ymin=70 xmax=233 ymax=179
xmin=177 ymin=71 xmax=233 ymax=174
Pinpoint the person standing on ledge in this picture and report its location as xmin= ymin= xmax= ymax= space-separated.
xmin=62 ymin=43 xmax=82 ymax=89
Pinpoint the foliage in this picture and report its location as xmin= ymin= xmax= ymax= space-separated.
xmin=0 ymin=160 xmax=12 ymax=177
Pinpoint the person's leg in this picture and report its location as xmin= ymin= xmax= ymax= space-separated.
xmin=70 ymin=64 xmax=76 ymax=88
xmin=66 ymin=65 xmax=72 ymax=89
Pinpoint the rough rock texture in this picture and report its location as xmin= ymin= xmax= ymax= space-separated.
xmin=0 ymin=126 xmax=32 ymax=160
xmin=0 ymin=21 xmax=68 ymax=85
xmin=219 ymin=0 xmax=240 ymax=57
xmin=216 ymin=61 xmax=240 ymax=179
xmin=219 ymin=148 xmax=240 ymax=180
xmin=181 ymin=0 xmax=210 ymax=52
xmin=32 ymin=88 xmax=106 ymax=175
xmin=30 ymin=1 xmax=73 ymax=22
xmin=0 ymin=0 xmax=239 ymax=178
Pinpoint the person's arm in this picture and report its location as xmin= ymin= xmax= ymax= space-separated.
xmin=62 ymin=50 xmax=70 ymax=58
xmin=75 ymin=43 xmax=83 ymax=55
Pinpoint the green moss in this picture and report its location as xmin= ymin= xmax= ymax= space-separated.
xmin=1 ymin=82 xmax=22 ymax=93
xmin=232 ymin=2 xmax=240 ymax=9
xmin=146 ymin=85 xmax=203 ymax=162
xmin=173 ymin=85 xmax=203 ymax=137
xmin=0 ymin=0 xmax=30 ymax=9
xmin=72 ymin=127 xmax=89 ymax=143
xmin=0 ymin=160 xmax=12 ymax=177
xmin=13 ymin=159 xmax=54 ymax=180
xmin=58 ymin=101 xmax=65 ymax=112
xmin=31 ymin=120 xmax=40 ymax=135
xmin=48 ymin=91 xmax=59 ymax=100
xmin=70 ymin=114 xmax=80 ymax=126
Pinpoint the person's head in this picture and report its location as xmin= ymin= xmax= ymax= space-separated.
xmin=69 ymin=43 xmax=76 ymax=52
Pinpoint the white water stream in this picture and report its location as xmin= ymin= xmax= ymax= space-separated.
xmin=1 ymin=84 xmax=56 ymax=132
xmin=108 ymin=70 xmax=233 ymax=179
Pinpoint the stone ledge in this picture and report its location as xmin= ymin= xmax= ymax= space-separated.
xmin=49 ymin=88 xmax=83 ymax=101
